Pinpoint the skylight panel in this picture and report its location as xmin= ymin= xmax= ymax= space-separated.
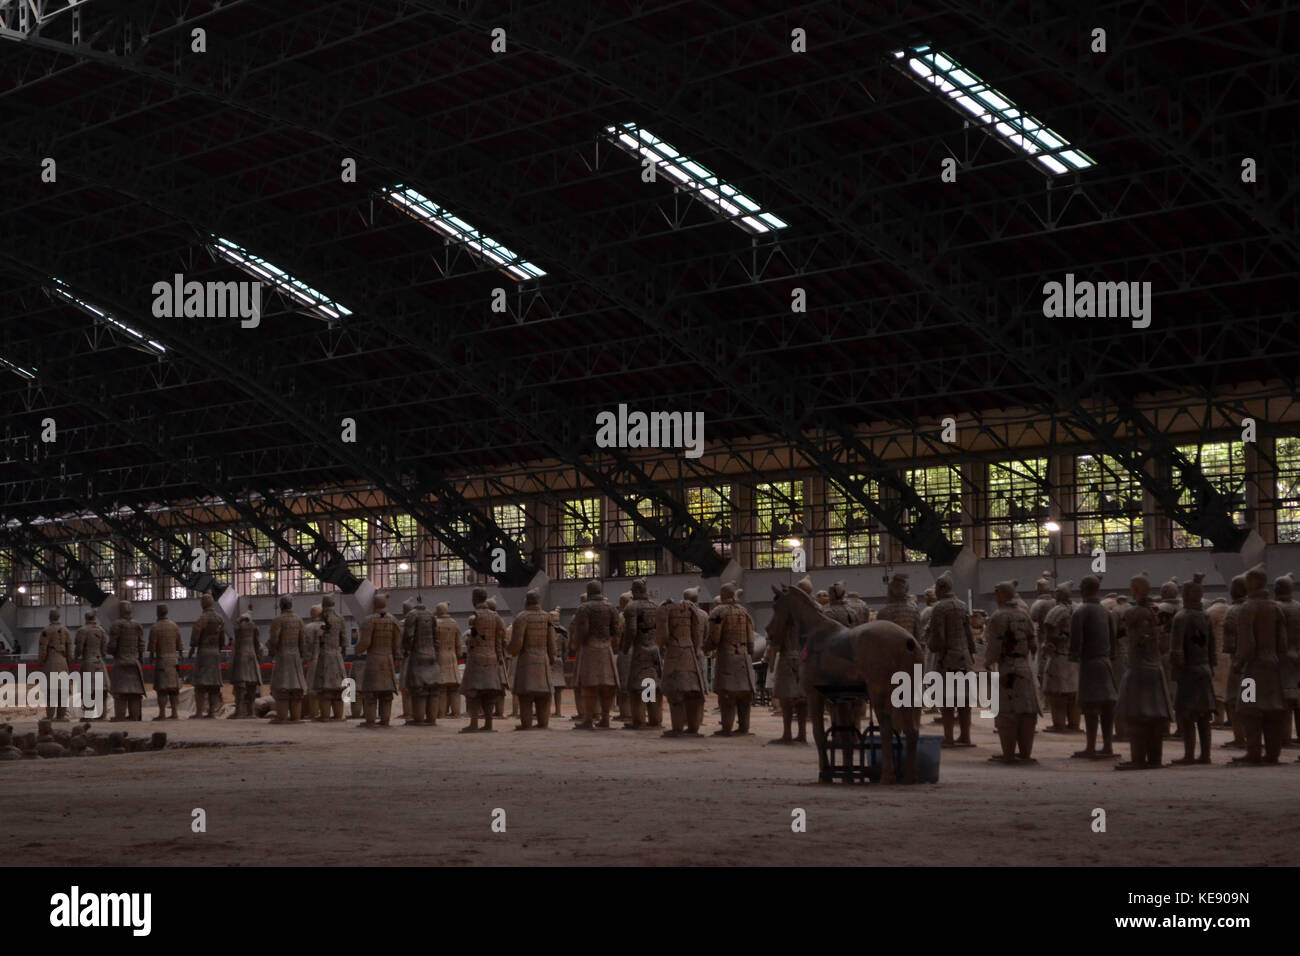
xmin=48 ymin=278 xmax=167 ymax=355
xmin=892 ymin=46 xmax=1096 ymax=175
xmin=208 ymin=237 xmax=354 ymax=321
xmin=384 ymin=185 xmax=547 ymax=282
xmin=604 ymin=122 xmax=789 ymax=234
xmin=1 ymin=354 xmax=36 ymax=381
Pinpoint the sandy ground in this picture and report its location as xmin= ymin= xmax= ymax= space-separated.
xmin=3 ymin=692 xmax=1298 ymax=867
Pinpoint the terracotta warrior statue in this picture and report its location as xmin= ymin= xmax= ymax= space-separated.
xmin=434 ymin=602 xmax=463 ymax=719
xmin=612 ymin=591 xmax=632 ymax=722
xmin=569 ymin=580 xmax=621 ymax=729
xmin=314 ymin=597 xmax=348 ymax=721
xmin=268 ymin=595 xmax=310 ymax=722
xmin=548 ymin=609 xmax=568 ymax=717
xmin=146 ymin=604 xmax=183 ymax=720
xmin=228 ymin=611 xmax=264 ymax=719
xmin=985 ymin=580 xmax=1039 ymax=763
xmin=1115 ymin=572 xmax=1174 ymax=770
xmin=823 ymin=582 xmax=856 ymax=628
xmin=401 ymin=597 xmax=440 ymax=726
xmin=301 ymin=605 xmax=325 ymax=715
xmin=189 ymin=593 xmax=226 ymax=718
xmin=1068 ymin=574 xmax=1118 ymax=758
xmin=620 ymin=580 xmax=661 ymax=730
xmin=1273 ymin=573 xmax=1300 ymax=744
xmin=1231 ymin=563 xmax=1289 ymax=763
xmin=301 ymin=603 xmax=325 ymax=721
xmin=1171 ymin=573 xmax=1215 ymax=764
xmin=506 ymin=589 xmax=556 ymax=729
xmin=1220 ymin=575 xmax=1249 ymax=748
xmin=398 ymin=597 xmax=417 ymax=723
xmin=815 ymin=589 xmax=831 ymax=609
xmin=74 ymin=610 xmax=109 ymax=720
xmin=765 ymin=583 xmax=807 ymax=744
xmin=656 ymin=588 xmax=707 ymax=737
xmin=706 ymin=581 xmax=756 ymax=736
xmin=1207 ymin=596 xmax=1230 ymax=725
xmin=108 ymin=600 xmax=147 ymax=721
xmin=876 ymin=572 xmax=920 ymax=640
xmin=625 ymin=611 xmax=663 ymax=731
xmin=482 ymin=597 xmax=511 ymax=719
xmin=971 ymin=608 xmax=988 ymax=664
xmin=1156 ymin=577 xmax=1182 ymax=736
xmin=925 ymin=571 xmax=976 ymax=747
xmin=1111 ymin=592 xmax=1132 ymax=740
xmin=1039 ymin=580 xmax=1081 ymax=733
xmin=1028 ymin=573 xmax=1054 ymax=640
xmin=37 ymin=608 xmax=73 ymax=721
xmin=846 ymin=591 xmax=871 ymax=624
xmin=356 ymin=593 xmax=403 ymax=728
xmin=460 ymin=587 xmax=507 ymax=732
xmin=917 ymin=587 xmax=938 ymax=634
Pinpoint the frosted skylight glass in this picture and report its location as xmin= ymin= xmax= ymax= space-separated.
xmin=893 ymin=46 xmax=1096 ymax=175
xmin=0 ymin=354 xmax=36 ymax=380
xmin=385 ymin=185 xmax=546 ymax=282
xmin=209 ymin=237 xmax=354 ymax=320
xmin=49 ymin=277 xmax=167 ymax=354
xmin=604 ymin=122 xmax=789 ymax=234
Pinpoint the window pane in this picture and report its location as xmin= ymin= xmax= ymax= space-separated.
xmin=986 ymin=459 xmax=1050 ymax=558
xmin=752 ymin=481 xmax=804 ymax=570
xmin=1075 ymin=455 xmax=1144 ymax=554
xmin=902 ymin=466 xmax=963 ymax=563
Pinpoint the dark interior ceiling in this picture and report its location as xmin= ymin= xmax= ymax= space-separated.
xmin=1 ymin=0 xmax=1297 ymax=527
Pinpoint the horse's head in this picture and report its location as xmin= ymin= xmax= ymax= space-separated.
xmin=767 ymin=582 xmax=832 ymax=649
xmin=766 ymin=583 xmax=791 ymax=643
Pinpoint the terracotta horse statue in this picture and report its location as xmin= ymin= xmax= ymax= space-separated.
xmin=767 ymin=583 xmax=923 ymax=784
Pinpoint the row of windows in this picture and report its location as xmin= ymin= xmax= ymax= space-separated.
xmin=8 ymin=440 xmax=1299 ymax=602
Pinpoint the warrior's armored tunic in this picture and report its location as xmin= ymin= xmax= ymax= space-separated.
xmin=461 ymin=605 xmax=507 ymax=697
xmin=357 ymin=610 xmax=402 ymax=695
xmin=190 ymin=607 xmax=226 ymax=690
xmin=1171 ymin=604 xmax=1216 ymax=718
xmin=302 ymin=616 xmax=323 ymax=693
xmin=1276 ymin=583 xmax=1300 ymax=707
xmin=570 ymin=596 xmax=620 ymax=689
xmin=876 ymin=599 xmax=920 ymax=640
xmin=108 ymin=616 xmax=147 ymax=696
xmin=435 ymin=615 xmax=463 ymax=689
xmin=707 ymin=600 xmax=755 ymax=695
xmin=1110 ymin=598 xmax=1132 ymax=694
xmin=986 ymin=604 xmax=1040 ymax=719
xmin=1040 ymin=601 xmax=1078 ymax=695
xmin=507 ymin=608 xmax=556 ymax=696
xmin=1234 ymin=588 xmax=1288 ymax=716
xmin=268 ymin=610 xmax=310 ymax=698
xmin=1116 ymin=599 xmax=1175 ymax=722
xmin=926 ymin=595 xmax=975 ymax=675
xmin=1222 ymin=597 xmax=1247 ymax=711
xmin=148 ymin=618 xmax=183 ymax=691
xmin=656 ymin=600 xmax=706 ymax=701
xmin=1068 ymin=599 xmax=1118 ymax=707
xmin=230 ymin=617 xmax=264 ymax=688
xmin=766 ymin=615 xmax=805 ymax=701
xmin=823 ymin=597 xmax=856 ymax=629
xmin=549 ymin=624 xmax=568 ymax=689
xmin=401 ymin=606 xmax=442 ymax=694
xmin=311 ymin=616 xmax=348 ymax=696
xmin=38 ymin=622 xmax=72 ymax=676
xmin=75 ymin=623 xmax=109 ymax=682
xmin=1207 ymin=599 xmax=1231 ymax=704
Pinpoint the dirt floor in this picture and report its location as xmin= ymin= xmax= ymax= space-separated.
xmin=3 ymin=691 xmax=1298 ymax=867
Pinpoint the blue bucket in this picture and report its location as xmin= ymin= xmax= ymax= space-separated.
xmin=865 ymin=733 xmax=942 ymax=784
